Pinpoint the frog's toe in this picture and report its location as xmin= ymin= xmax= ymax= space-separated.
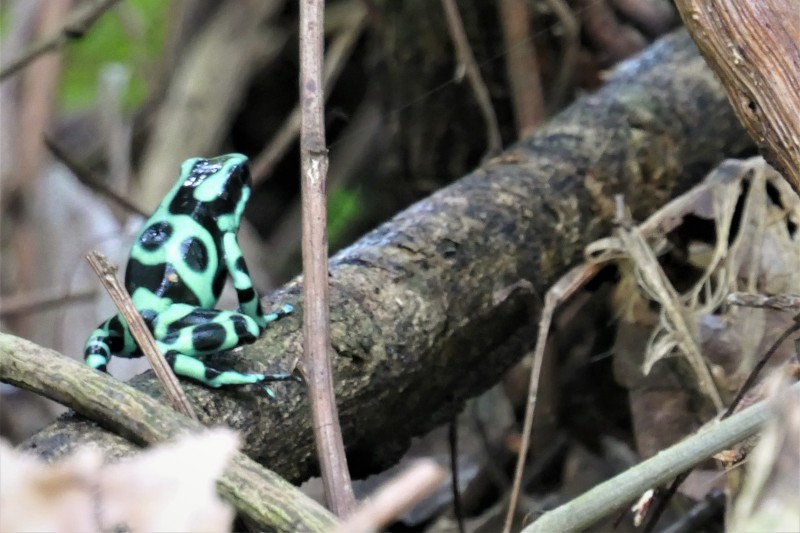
xmin=262 ymin=385 xmax=278 ymax=400
xmin=263 ymin=303 xmax=294 ymax=324
xmin=263 ymin=371 xmax=302 ymax=383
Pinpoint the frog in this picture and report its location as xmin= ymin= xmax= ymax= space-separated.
xmin=84 ymin=153 xmax=296 ymax=396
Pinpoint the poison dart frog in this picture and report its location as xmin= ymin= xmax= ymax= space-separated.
xmin=84 ymin=153 xmax=296 ymax=396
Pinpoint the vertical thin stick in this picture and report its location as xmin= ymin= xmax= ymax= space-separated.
xmin=440 ymin=0 xmax=503 ymax=157
xmin=298 ymin=0 xmax=356 ymax=517
xmin=449 ymin=419 xmax=466 ymax=533
xmin=86 ymin=251 xmax=197 ymax=420
xmin=498 ymin=0 xmax=545 ymax=137
xmin=503 ymin=264 xmax=599 ymax=533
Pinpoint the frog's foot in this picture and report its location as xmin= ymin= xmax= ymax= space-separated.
xmin=263 ymin=371 xmax=302 ymax=383
xmin=261 ymin=372 xmax=302 ymax=400
xmin=85 ymin=353 xmax=109 ymax=373
xmin=84 ymin=336 xmax=110 ymax=371
xmin=261 ymin=385 xmax=278 ymax=400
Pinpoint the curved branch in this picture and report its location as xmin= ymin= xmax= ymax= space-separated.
xmin=0 ymin=333 xmax=337 ymax=533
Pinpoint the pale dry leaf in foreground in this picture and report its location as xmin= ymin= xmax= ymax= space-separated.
xmin=0 ymin=439 xmax=102 ymax=533
xmin=100 ymin=428 xmax=238 ymax=532
xmin=729 ymin=375 xmax=800 ymax=532
xmin=0 ymin=429 xmax=238 ymax=533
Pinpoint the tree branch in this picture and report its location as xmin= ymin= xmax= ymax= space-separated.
xmin=674 ymin=0 xmax=800 ymax=194
xmin=298 ymin=0 xmax=356 ymax=516
xmin=523 ymin=380 xmax=800 ymax=532
xmin=0 ymin=0 xmax=123 ymax=81
xmin=18 ymin=30 xmax=753 ymax=486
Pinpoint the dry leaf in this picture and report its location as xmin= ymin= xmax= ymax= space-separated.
xmin=589 ymin=157 xmax=800 ymax=499
xmin=0 ymin=440 xmax=102 ymax=533
xmin=99 ymin=428 xmax=238 ymax=532
xmin=0 ymin=429 xmax=238 ymax=533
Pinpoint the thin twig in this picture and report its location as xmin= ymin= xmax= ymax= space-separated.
xmin=498 ymin=0 xmax=545 ymax=137
xmin=440 ymin=0 xmax=503 ymax=157
xmin=85 ymin=251 xmax=197 ymax=420
xmin=726 ymin=292 xmax=800 ymax=311
xmin=503 ymin=264 xmax=599 ymax=533
xmin=0 ymin=0 xmax=123 ymax=81
xmin=45 ymin=134 xmax=147 ymax=217
xmin=298 ymin=0 xmax=356 ymax=516
xmin=333 ymin=460 xmax=447 ymax=533
xmin=523 ymin=381 xmax=800 ymax=532
xmin=251 ymin=6 xmax=366 ymax=184
xmin=543 ymin=0 xmax=579 ymax=111
xmin=724 ymin=317 xmax=800 ymax=419
xmin=0 ymin=286 xmax=96 ymax=319
xmin=448 ymin=419 xmax=466 ymax=533
xmin=642 ymin=472 xmax=688 ymax=532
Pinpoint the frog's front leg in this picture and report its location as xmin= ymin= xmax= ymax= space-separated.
xmin=221 ymin=232 xmax=294 ymax=328
xmin=153 ymin=305 xmax=294 ymax=390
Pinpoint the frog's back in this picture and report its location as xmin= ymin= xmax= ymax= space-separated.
xmin=123 ymin=153 xmax=250 ymax=314
xmin=125 ymin=202 xmax=226 ymax=310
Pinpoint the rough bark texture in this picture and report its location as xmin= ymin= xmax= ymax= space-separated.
xmin=22 ymin=30 xmax=753 ymax=483
xmin=674 ymin=0 xmax=800 ymax=195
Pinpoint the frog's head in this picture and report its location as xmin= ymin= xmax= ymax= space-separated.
xmin=169 ymin=153 xmax=253 ymax=231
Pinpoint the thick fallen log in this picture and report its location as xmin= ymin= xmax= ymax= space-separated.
xmin=18 ymin=30 xmax=752 ymax=483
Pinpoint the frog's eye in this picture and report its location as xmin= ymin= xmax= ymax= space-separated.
xmin=182 ymin=158 xmax=223 ymax=188
xmin=229 ymin=164 xmax=251 ymax=189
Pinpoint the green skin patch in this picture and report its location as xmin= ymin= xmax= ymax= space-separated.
xmin=84 ymin=154 xmax=295 ymax=395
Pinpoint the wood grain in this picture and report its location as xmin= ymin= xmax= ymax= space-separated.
xmin=675 ymin=0 xmax=800 ymax=193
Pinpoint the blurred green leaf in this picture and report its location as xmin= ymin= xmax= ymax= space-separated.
xmin=60 ymin=0 xmax=168 ymax=110
xmin=328 ymin=187 xmax=362 ymax=244
xmin=0 ymin=5 xmax=9 ymax=36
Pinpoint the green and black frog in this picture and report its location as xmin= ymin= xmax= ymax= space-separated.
xmin=84 ymin=153 xmax=295 ymax=395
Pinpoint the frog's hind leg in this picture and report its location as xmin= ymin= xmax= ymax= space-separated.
xmin=154 ymin=306 xmax=292 ymax=389
xmin=84 ymin=315 xmax=137 ymax=371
